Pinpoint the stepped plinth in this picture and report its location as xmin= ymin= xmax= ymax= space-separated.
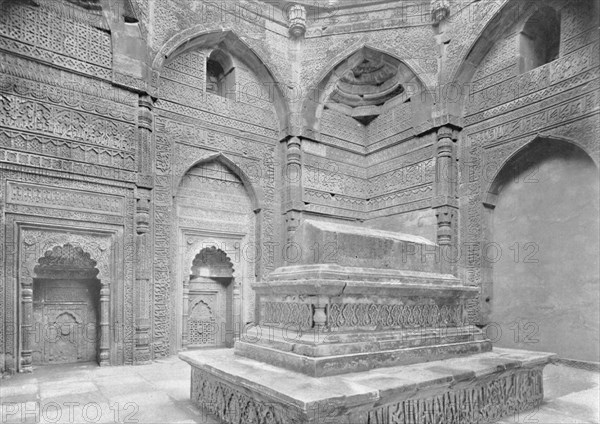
xmin=180 ymin=220 xmax=555 ymax=423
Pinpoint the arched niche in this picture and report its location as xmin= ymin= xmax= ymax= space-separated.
xmin=482 ymin=137 xmax=599 ymax=362
xmin=175 ymin=156 xmax=257 ymax=351
xmin=18 ymin=230 xmax=115 ymax=373
xmin=517 ymin=6 xmax=561 ymax=74
xmin=185 ymin=247 xmax=236 ymax=348
xmin=449 ymin=1 xmax=564 ymax=116
xmin=31 ymin=244 xmax=101 ymax=366
xmin=205 ymin=48 xmax=235 ymax=99
xmin=153 ymin=29 xmax=290 ymax=135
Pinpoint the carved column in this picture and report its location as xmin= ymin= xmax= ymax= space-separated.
xmin=134 ymin=94 xmax=154 ymax=363
xmin=232 ymin=285 xmax=241 ymax=345
xmin=433 ymin=126 xmax=459 ymax=275
xmin=284 ymin=137 xmax=304 ymax=264
xmin=20 ymin=276 xmax=34 ymax=372
xmin=182 ymin=276 xmax=190 ymax=349
xmin=99 ymin=285 xmax=110 ymax=366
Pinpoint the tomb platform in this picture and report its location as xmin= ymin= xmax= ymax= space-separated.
xmin=181 ymin=220 xmax=555 ymax=423
xmin=237 ymin=263 xmax=492 ymax=377
xmin=180 ymin=348 xmax=555 ymax=424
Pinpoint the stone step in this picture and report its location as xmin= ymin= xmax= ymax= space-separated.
xmin=235 ymin=338 xmax=493 ymax=378
xmin=180 ymin=348 xmax=556 ymax=424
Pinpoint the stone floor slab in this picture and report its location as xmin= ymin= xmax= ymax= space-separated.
xmin=0 ymin=354 xmax=597 ymax=423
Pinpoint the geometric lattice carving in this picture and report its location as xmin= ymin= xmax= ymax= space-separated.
xmin=260 ymin=302 xmax=313 ymax=329
xmin=328 ymin=302 xmax=469 ymax=329
xmin=188 ymin=296 xmax=218 ymax=346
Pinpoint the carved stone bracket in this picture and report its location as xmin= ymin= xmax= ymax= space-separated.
xmin=431 ymin=0 xmax=451 ymax=24
xmin=287 ymin=4 xmax=307 ymax=38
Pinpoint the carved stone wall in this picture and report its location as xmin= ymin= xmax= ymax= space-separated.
xmin=176 ymin=160 xmax=255 ymax=346
xmin=152 ymin=40 xmax=281 ymax=356
xmin=0 ymin=1 xmax=136 ymax=373
xmin=189 ymin=364 xmax=545 ymax=424
xmin=457 ymin=0 xmax=600 ymax=330
xmin=0 ymin=172 xmax=133 ymax=372
xmin=1 ymin=0 xmax=598 ymax=372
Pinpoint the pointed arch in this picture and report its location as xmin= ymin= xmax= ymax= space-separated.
xmin=152 ymin=29 xmax=290 ymax=134
xmin=177 ymin=153 xmax=264 ymax=213
xmin=300 ymin=43 xmax=434 ymax=139
xmin=449 ymin=0 xmax=577 ymax=111
xmin=482 ymin=134 xmax=599 ymax=360
xmin=484 ymin=134 xmax=599 ymax=207
xmin=449 ymin=0 xmax=520 ymax=87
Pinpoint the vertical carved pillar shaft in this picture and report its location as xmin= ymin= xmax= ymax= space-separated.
xmin=134 ymin=191 xmax=151 ymax=363
xmin=20 ymin=277 xmax=33 ymax=372
xmin=433 ymin=126 xmax=459 ymax=275
xmin=134 ymin=94 xmax=154 ymax=363
xmin=284 ymin=137 xmax=304 ymax=265
xmin=99 ymin=285 xmax=110 ymax=366
xmin=232 ymin=285 xmax=241 ymax=346
xmin=182 ymin=276 xmax=190 ymax=349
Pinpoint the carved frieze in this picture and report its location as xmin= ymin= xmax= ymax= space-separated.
xmin=0 ymin=72 xmax=136 ymax=122
xmin=367 ymin=368 xmax=544 ymax=424
xmin=369 ymin=159 xmax=434 ymax=197
xmin=466 ymin=67 xmax=600 ymax=126
xmin=467 ymin=91 xmax=599 ymax=148
xmin=0 ymin=95 xmax=135 ymax=151
xmin=466 ymin=41 xmax=599 ymax=116
xmin=7 ymin=182 xmax=123 ymax=221
xmin=0 ymin=148 xmax=137 ymax=182
xmin=0 ymin=3 xmax=112 ymax=80
xmin=190 ymin=368 xmax=298 ymax=424
xmin=156 ymin=99 xmax=278 ymax=139
xmin=330 ymin=302 xmax=467 ymax=329
xmin=260 ymin=301 xmax=313 ymax=328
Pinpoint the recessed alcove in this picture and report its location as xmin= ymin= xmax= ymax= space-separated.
xmin=488 ymin=139 xmax=599 ymax=361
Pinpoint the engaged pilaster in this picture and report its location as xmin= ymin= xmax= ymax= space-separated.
xmin=284 ymin=137 xmax=304 ymax=261
xmin=134 ymin=94 xmax=154 ymax=364
xmin=433 ymin=125 xmax=459 ymax=275
xmin=20 ymin=276 xmax=34 ymax=373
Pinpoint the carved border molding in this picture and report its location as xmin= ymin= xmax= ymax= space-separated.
xmin=0 ymin=166 xmax=135 ymax=373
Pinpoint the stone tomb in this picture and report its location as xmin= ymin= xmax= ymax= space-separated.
xmin=180 ymin=220 xmax=554 ymax=423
